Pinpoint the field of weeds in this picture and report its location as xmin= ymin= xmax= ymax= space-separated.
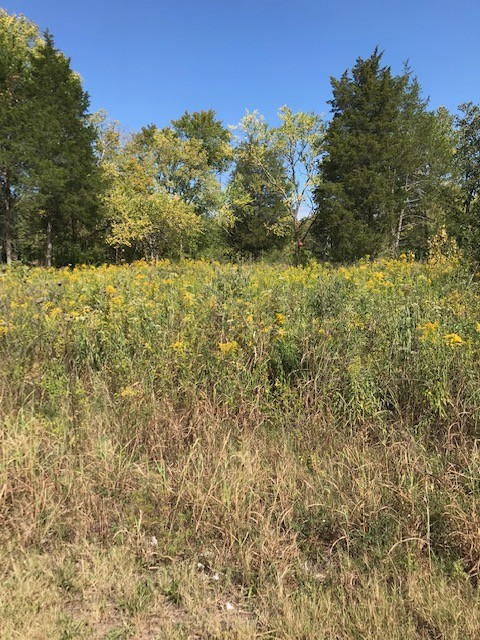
xmin=1 ymin=255 xmax=480 ymax=639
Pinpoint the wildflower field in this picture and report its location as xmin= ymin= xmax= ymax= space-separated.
xmin=1 ymin=256 xmax=480 ymax=639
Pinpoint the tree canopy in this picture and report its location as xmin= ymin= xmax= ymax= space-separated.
xmin=1 ymin=10 xmax=479 ymax=266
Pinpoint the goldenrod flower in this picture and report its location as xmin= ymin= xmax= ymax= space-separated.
xmin=418 ymin=321 xmax=439 ymax=342
xmin=120 ymin=384 xmax=143 ymax=399
xmin=444 ymin=333 xmax=463 ymax=348
xmin=218 ymin=340 xmax=238 ymax=355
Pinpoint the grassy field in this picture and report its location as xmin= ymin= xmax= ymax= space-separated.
xmin=1 ymin=255 xmax=480 ymax=639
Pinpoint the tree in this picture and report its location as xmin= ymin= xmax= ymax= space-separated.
xmin=103 ymin=130 xmax=204 ymax=260
xmin=104 ymin=151 xmax=202 ymax=260
xmin=0 ymin=10 xmax=38 ymax=263
xmin=172 ymin=109 xmax=232 ymax=174
xmin=226 ymin=134 xmax=290 ymax=257
xmin=314 ymin=49 xmax=408 ymax=261
xmin=90 ymin=109 xmax=124 ymax=165
xmin=392 ymin=92 xmax=455 ymax=255
xmin=313 ymin=49 xmax=453 ymax=261
xmin=450 ymin=102 xmax=480 ymax=258
xmin=235 ymin=107 xmax=325 ymax=264
xmin=23 ymin=33 xmax=102 ymax=266
xmin=455 ymin=103 xmax=480 ymax=214
xmin=130 ymin=124 xmax=224 ymax=219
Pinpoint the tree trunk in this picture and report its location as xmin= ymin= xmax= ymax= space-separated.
xmin=293 ymin=210 xmax=301 ymax=267
xmin=4 ymin=171 xmax=14 ymax=265
xmin=45 ymin=219 xmax=53 ymax=268
xmin=394 ymin=209 xmax=404 ymax=256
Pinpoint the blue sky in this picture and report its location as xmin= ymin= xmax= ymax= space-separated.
xmin=2 ymin=0 xmax=479 ymax=132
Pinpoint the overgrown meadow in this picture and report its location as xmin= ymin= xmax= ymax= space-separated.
xmin=1 ymin=256 xmax=480 ymax=639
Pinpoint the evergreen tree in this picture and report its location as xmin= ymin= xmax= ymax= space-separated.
xmin=24 ymin=33 xmax=102 ymax=265
xmin=0 ymin=10 xmax=38 ymax=263
xmin=450 ymin=102 xmax=480 ymax=259
xmin=313 ymin=49 xmax=452 ymax=261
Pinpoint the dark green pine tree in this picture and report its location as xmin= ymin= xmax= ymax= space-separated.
xmin=450 ymin=102 xmax=480 ymax=259
xmin=313 ymin=48 xmax=408 ymax=261
xmin=0 ymin=11 xmax=38 ymax=264
xmin=313 ymin=48 xmax=451 ymax=261
xmin=22 ymin=32 xmax=103 ymax=266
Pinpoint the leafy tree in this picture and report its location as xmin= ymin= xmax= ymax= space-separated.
xmin=23 ymin=33 xmax=102 ymax=266
xmin=235 ymin=107 xmax=325 ymax=264
xmin=130 ymin=124 xmax=224 ymax=219
xmin=313 ymin=49 xmax=453 ymax=261
xmin=104 ymin=151 xmax=202 ymax=260
xmin=226 ymin=135 xmax=290 ymax=257
xmin=0 ymin=10 xmax=38 ymax=263
xmin=455 ymin=102 xmax=480 ymax=213
xmin=172 ymin=109 xmax=232 ymax=174
xmin=393 ymin=95 xmax=455 ymax=255
xmin=90 ymin=109 xmax=124 ymax=165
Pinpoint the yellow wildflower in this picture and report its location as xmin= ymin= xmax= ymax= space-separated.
xmin=418 ymin=321 xmax=439 ymax=342
xmin=218 ymin=340 xmax=238 ymax=355
xmin=106 ymin=285 xmax=116 ymax=296
xmin=183 ymin=291 xmax=195 ymax=306
xmin=48 ymin=307 xmax=62 ymax=320
xmin=110 ymin=295 xmax=124 ymax=307
xmin=0 ymin=323 xmax=10 ymax=336
xmin=444 ymin=333 xmax=463 ymax=348
xmin=120 ymin=384 xmax=143 ymax=399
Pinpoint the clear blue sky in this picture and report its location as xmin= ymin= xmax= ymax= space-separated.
xmin=2 ymin=0 xmax=479 ymax=131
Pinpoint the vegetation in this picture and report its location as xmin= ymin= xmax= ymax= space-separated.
xmin=1 ymin=11 xmax=480 ymax=266
xmin=313 ymin=49 xmax=455 ymax=261
xmin=2 ymin=7 xmax=480 ymax=638
xmin=1 ymin=254 xmax=480 ymax=637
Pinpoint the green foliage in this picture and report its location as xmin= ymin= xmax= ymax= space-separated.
xmin=0 ymin=10 xmax=39 ymax=264
xmin=0 ymin=15 xmax=103 ymax=266
xmin=0 ymin=10 xmax=477 ymax=267
xmin=102 ymin=126 xmax=213 ymax=259
xmin=232 ymin=107 xmax=325 ymax=264
xmin=104 ymin=152 xmax=202 ymax=259
xmin=131 ymin=124 xmax=224 ymax=218
xmin=450 ymin=102 xmax=480 ymax=260
xmin=313 ymin=49 xmax=454 ymax=261
xmin=172 ymin=108 xmax=232 ymax=174
xmin=226 ymin=132 xmax=290 ymax=257
xmin=22 ymin=33 xmax=103 ymax=266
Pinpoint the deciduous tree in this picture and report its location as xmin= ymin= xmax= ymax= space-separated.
xmin=235 ymin=107 xmax=325 ymax=264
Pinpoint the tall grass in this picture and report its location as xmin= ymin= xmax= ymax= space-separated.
xmin=1 ymin=256 xmax=479 ymax=638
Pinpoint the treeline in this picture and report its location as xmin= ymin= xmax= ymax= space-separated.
xmin=1 ymin=10 xmax=479 ymax=266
